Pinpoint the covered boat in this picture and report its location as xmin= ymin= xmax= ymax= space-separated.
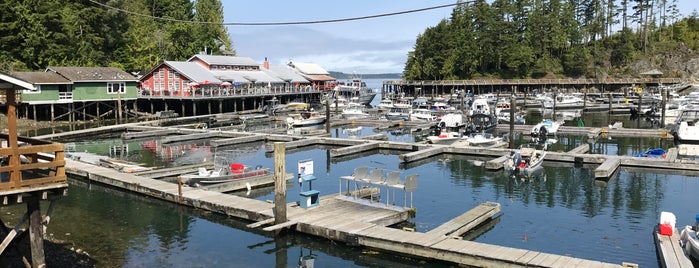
xmin=286 ymin=110 xmax=326 ymax=127
xmin=634 ymin=147 xmax=667 ymax=158
xmin=672 ymin=109 xmax=699 ymax=143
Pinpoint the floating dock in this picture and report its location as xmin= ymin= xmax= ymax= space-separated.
xmin=654 ymin=227 xmax=694 ymax=268
xmin=63 ymin=156 xmax=627 ymax=267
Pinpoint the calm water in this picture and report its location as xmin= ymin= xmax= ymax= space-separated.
xmin=3 ymin=79 xmax=696 ymax=267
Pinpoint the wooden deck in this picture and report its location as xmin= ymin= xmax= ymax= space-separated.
xmin=654 ymin=227 xmax=695 ymax=268
xmin=64 ymin=158 xmax=627 ymax=267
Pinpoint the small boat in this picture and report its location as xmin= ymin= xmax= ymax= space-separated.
xmin=531 ymin=119 xmax=562 ymax=137
xmin=426 ymin=113 xmax=465 ymax=145
xmin=376 ymin=98 xmax=394 ymax=110
xmin=672 ymin=109 xmax=699 ymax=143
xmin=465 ymin=132 xmax=503 ymax=146
xmin=341 ymin=102 xmax=369 ymax=120
xmin=505 ymin=144 xmax=547 ymax=176
xmin=680 ymin=214 xmax=699 ymax=261
xmin=286 ymin=110 xmax=326 ymax=127
xmin=385 ymin=106 xmax=411 ymax=121
xmin=634 ymin=147 xmax=667 ymax=158
xmin=182 ymin=163 xmax=271 ymax=186
xmin=333 ymin=77 xmax=377 ymax=105
xmin=409 ymin=108 xmax=436 ymax=122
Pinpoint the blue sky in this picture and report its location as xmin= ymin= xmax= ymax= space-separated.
xmin=225 ymin=1 xmax=699 ymax=74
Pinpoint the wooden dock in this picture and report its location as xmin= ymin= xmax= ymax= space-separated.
xmin=654 ymin=227 xmax=694 ymax=268
xmin=63 ymin=157 xmax=627 ymax=267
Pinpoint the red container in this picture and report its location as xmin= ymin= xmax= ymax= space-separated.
xmin=659 ymin=223 xmax=673 ymax=236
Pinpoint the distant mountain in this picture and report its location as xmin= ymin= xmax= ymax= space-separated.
xmin=328 ymin=71 xmax=402 ymax=80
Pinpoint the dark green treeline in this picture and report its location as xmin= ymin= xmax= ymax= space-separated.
xmin=404 ymin=0 xmax=699 ymax=80
xmin=0 ymin=0 xmax=233 ymax=73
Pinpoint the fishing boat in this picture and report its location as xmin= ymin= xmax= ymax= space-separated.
xmin=671 ymin=108 xmax=699 ymax=143
xmin=341 ymin=102 xmax=369 ymax=120
xmin=183 ymin=163 xmax=271 ymax=186
xmin=634 ymin=148 xmax=667 ymax=158
xmin=531 ymin=119 xmax=562 ymax=137
xmin=505 ymin=144 xmax=547 ymax=176
xmin=286 ymin=110 xmax=326 ymax=127
xmin=466 ymin=113 xmax=498 ymax=133
xmin=376 ymin=98 xmax=394 ymax=110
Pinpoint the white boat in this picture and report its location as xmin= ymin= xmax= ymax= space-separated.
xmin=426 ymin=113 xmax=465 ymax=145
xmin=671 ymin=109 xmax=699 ymax=143
xmin=341 ymin=102 xmax=369 ymax=120
xmin=680 ymin=215 xmax=699 ymax=261
xmin=505 ymin=144 xmax=547 ymax=176
xmin=286 ymin=111 xmax=326 ymax=127
xmin=554 ymin=94 xmax=585 ymax=109
xmin=385 ymin=106 xmax=411 ymax=121
xmin=469 ymin=96 xmax=491 ymax=116
xmin=465 ymin=132 xmax=503 ymax=146
xmin=376 ymin=98 xmax=394 ymax=110
xmin=182 ymin=163 xmax=271 ymax=186
xmin=531 ymin=119 xmax=562 ymax=137
xmin=409 ymin=108 xmax=436 ymax=122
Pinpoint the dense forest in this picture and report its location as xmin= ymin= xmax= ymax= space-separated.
xmin=0 ymin=0 xmax=232 ymax=74
xmin=403 ymin=0 xmax=699 ymax=80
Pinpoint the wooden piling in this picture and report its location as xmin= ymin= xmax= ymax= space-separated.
xmin=274 ymin=142 xmax=287 ymax=224
xmin=27 ymin=197 xmax=45 ymax=268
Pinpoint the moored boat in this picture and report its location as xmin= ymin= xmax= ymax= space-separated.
xmin=286 ymin=110 xmax=326 ymax=127
xmin=182 ymin=163 xmax=271 ymax=186
xmin=531 ymin=119 xmax=562 ymax=137
xmin=505 ymin=144 xmax=547 ymax=177
xmin=465 ymin=132 xmax=503 ymax=146
xmin=671 ymin=109 xmax=699 ymax=143
xmin=680 ymin=214 xmax=699 ymax=262
xmin=341 ymin=102 xmax=369 ymax=120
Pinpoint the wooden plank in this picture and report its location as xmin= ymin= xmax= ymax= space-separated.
xmin=262 ymin=220 xmax=298 ymax=231
xmin=655 ymin=228 xmax=694 ymax=268
xmin=485 ymin=155 xmax=509 ymax=170
xmin=426 ymin=202 xmax=501 ymax=237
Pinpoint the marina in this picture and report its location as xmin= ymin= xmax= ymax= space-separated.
xmin=4 ymin=78 xmax=699 ymax=267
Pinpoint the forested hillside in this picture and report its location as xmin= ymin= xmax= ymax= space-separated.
xmin=403 ymin=0 xmax=699 ymax=80
xmin=0 ymin=0 xmax=231 ymax=73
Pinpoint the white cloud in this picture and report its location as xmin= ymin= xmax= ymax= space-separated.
xmin=230 ymin=26 xmax=411 ymax=74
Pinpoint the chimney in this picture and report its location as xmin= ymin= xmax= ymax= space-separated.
xmin=263 ymin=57 xmax=270 ymax=69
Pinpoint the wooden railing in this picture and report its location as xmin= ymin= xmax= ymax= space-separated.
xmin=0 ymin=134 xmax=66 ymax=191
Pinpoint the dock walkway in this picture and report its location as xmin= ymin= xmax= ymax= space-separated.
xmin=64 ymin=158 xmax=625 ymax=267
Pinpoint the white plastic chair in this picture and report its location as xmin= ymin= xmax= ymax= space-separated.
xmin=385 ymin=171 xmax=401 ymax=205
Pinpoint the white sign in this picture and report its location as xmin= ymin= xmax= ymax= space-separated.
xmin=298 ymin=159 xmax=314 ymax=176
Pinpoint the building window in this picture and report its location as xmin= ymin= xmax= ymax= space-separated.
xmin=107 ymin=82 xmax=126 ymax=94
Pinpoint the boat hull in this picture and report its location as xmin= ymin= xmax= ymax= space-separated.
xmin=681 ymin=225 xmax=699 ymax=261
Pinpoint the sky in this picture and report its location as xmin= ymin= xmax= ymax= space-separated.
xmin=225 ymin=1 xmax=699 ymax=74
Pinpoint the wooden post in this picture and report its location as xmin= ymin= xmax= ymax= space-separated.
xmin=8 ymin=87 xmax=21 ymax=187
xmin=661 ymin=87 xmax=667 ymax=127
xmin=273 ymin=142 xmax=287 ymax=225
xmin=27 ymin=197 xmax=46 ymax=267
xmin=177 ymin=176 xmax=183 ymax=203
xmin=509 ymin=87 xmax=515 ymax=149
xmin=608 ymin=93 xmax=613 ymax=126
xmin=325 ymin=98 xmax=331 ymax=133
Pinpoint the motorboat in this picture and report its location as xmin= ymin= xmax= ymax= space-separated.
xmin=341 ymin=102 xmax=369 ymax=120
xmin=497 ymin=108 xmax=526 ymax=125
xmin=409 ymin=108 xmax=436 ymax=122
xmin=469 ymin=96 xmax=491 ymax=116
xmin=554 ymin=94 xmax=585 ymax=109
xmin=671 ymin=109 xmax=699 ymax=143
xmin=680 ymin=214 xmax=699 ymax=261
xmin=465 ymin=132 xmax=503 ymax=146
xmin=376 ymin=98 xmax=394 ymax=110
xmin=426 ymin=113 xmax=465 ymax=145
xmin=286 ymin=110 xmax=326 ymax=127
xmin=505 ymin=144 xmax=547 ymax=177
xmin=385 ymin=106 xmax=411 ymax=121
xmin=531 ymin=119 xmax=562 ymax=137
xmin=182 ymin=163 xmax=271 ymax=186
xmin=466 ymin=113 xmax=498 ymax=133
